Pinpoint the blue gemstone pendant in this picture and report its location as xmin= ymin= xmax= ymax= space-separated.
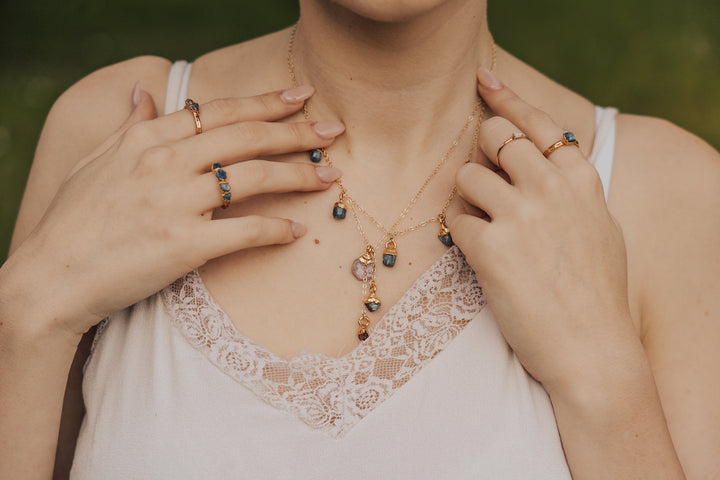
xmin=363 ymin=280 xmax=381 ymax=313
xmin=438 ymin=214 xmax=453 ymax=246
xmin=382 ymin=238 xmax=398 ymax=267
xmin=332 ymin=194 xmax=347 ymax=220
xmin=310 ymin=149 xmax=323 ymax=163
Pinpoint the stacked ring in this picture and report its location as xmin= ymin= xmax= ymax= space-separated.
xmin=211 ymin=162 xmax=232 ymax=209
xmin=184 ymin=99 xmax=203 ymax=135
xmin=543 ymin=131 xmax=579 ymax=158
xmin=496 ymin=132 xmax=531 ymax=171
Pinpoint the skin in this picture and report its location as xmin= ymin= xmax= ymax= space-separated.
xmin=1 ymin=0 xmax=719 ymax=478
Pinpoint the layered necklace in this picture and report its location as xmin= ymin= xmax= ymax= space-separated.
xmin=287 ymin=24 xmax=496 ymax=341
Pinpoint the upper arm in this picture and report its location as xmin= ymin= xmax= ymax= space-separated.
xmin=9 ymin=55 xmax=172 ymax=255
xmin=611 ymin=114 xmax=720 ymax=479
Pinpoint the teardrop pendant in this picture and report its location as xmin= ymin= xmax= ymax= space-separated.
xmin=363 ymin=280 xmax=381 ymax=312
xmin=332 ymin=193 xmax=347 ymax=220
xmin=357 ymin=312 xmax=371 ymax=341
xmin=437 ymin=214 xmax=453 ymax=246
xmin=382 ymin=238 xmax=398 ymax=267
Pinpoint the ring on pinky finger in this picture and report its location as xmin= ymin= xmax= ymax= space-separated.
xmin=211 ymin=162 xmax=232 ymax=208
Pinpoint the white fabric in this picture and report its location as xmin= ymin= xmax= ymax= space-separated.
xmin=71 ymin=60 xmax=618 ymax=479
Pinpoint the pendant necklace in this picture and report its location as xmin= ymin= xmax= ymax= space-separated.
xmin=287 ymin=24 xmax=496 ymax=341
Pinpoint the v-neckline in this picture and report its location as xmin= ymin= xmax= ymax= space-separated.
xmin=161 ymin=245 xmax=485 ymax=437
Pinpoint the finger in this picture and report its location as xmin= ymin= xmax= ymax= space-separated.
xmin=477 ymin=115 xmax=550 ymax=187
xmin=477 ymin=68 xmax=583 ymax=166
xmin=445 ymin=213 xmax=491 ymax=277
xmin=192 ymin=161 xmax=342 ymax=212
xmin=455 ymin=163 xmax=518 ymax=219
xmin=150 ymin=86 xmax=316 ymax=142
xmin=179 ymin=120 xmax=345 ymax=172
xmin=195 ymin=215 xmax=305 ymax=260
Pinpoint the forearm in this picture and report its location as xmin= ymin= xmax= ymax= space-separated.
xmin=546 ymin=338 xmax=686 ymax=479
xmin=0 ymin=261 xmax=83 ymax=480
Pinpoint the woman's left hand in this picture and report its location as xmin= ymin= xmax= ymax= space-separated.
xmin=450 ymin=68 xmax=637 ymax=397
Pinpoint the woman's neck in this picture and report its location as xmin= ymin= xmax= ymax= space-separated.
xmin=293 ymin=0 xmax=493 ymax=164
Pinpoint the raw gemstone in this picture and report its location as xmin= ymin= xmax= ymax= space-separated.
xmin=358 ymin=331 xmax=369 ymax=341
xmin=382 ymin=253 xmax=397 ymax=267
xmin=564 ymin=131 xmax=577 ymax=143
xmin=332 ymin=205 xmax=347 ymax=219
xmin=365 ymin=301 xmax=381 ymax=312
xmin=212 ymin=162 xmax=222 ymax=170
xmin=351 ymin=258 xmax=375 ymax=281
xmin=310 ymin=149 xmax=323 ymax=163
xmin=222 ymin=193 xmax=232 ymax=202
xmin=219 ymin=182 xmax=231 ymax=192
xmin=190 ymin=103 xmax=199 ymax=112
xmin=215 ymin=169 xmax=227 ymax=181
xmin=438 ymin=233 xmax=454 ymax=247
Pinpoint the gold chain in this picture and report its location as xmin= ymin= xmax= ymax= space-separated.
xmin=287 ymin=23 xmax=496 ymax=341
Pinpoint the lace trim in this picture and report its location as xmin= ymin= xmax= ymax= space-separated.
xmin=160 ymin=246 xmax=485 ymax=437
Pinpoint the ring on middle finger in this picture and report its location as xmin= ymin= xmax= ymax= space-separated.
xmin=184 ymin=98 xmax=203 ymax=135
xmin=496 ymin=132 xmax=531 ymax=171
xmin=211 ymin=162 xmax=231 ymax=209
xmin=542 ymin=131 xmax=579 ymax=158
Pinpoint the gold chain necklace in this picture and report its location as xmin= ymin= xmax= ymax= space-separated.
xmin=287 ymin=24 xmax=495 ymax=341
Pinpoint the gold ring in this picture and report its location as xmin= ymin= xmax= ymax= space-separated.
xmin=184 ymin=99 xmax=202 ymax=135
xmin=543 ymin=131 xmax=579 ymax=158
xmin=211 ymin=162 xmax=231 ymax=209
xmin=496 ymin=132 xmax=531 ymax=170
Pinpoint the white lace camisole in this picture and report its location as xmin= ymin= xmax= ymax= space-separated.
xmin=70 ymin=61 xmax=618 ymax=479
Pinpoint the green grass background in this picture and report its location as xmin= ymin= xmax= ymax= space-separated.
xmin=1 ymin=0 xmax=719 ymax=263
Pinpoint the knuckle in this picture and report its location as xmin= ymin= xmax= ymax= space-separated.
xmin=240 ymin=160 xmax=271 ymax=188
xmin=232 ymin=121 xmax=262 ymax=147
xmin=537 ymin=170 xmax=564 ymax=193
xmin=255 ymin=92 xmax=278 ymax=114
xmin=289 ymin=122 xmax=308 ymax=145
xmin=205 ymin=98 xmax=238 ymax=125
xmin=134 ymin=145 xmax=175 ymax=176
xmin=525 ymin=108 xmax=551 ymax=125
xmin=293 ymin=163 xmax=318 ymax=186
xmin=123 ymin=120 xmax=153 ymax=146
xmin=241 ymin=215 xmax=265 ymax=243
xmin=478 ymin=115 xmax=510 ymax=140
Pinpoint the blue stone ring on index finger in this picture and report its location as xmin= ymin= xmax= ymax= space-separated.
xmin=496 ymin=132 xmax=531 ymax=171
xmin=211 ymin=162 xmax=231 ymax=209
xmin=184 ymin=98 xmax=202 ymax=135
xmin=542 ymin=131 xmax=579 ymax=158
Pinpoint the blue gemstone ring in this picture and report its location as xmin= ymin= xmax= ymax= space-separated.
xmin=184 ymin=99 xmax=202 ymax=135
xmin=542 ymin=131 xmax=579 ymax=158
xmin=211 ymin=162 xmax=231 ymax=209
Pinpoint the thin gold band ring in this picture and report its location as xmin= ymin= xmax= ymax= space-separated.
xmin=496 ymin=132 xmax=531 ymax=170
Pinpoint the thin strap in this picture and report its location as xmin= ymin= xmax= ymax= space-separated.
xmin=163 ymin=61 xmax=191 ymax=115
xmin=588 ymin=106 xmax=618 ymax=201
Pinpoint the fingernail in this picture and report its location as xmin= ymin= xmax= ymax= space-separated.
xmin=291 ymin=222 xmax=307 ymax=238
xmin=131 ymin=81 xmax=141 ymax=107
xmin=477 ymin=67 xmax=502 ymax=90
xmin=315 ymin=165 xmax=343 ymax=182
xmin=313 ymin=121 xmax=345 ymax=139
xmin=281 ymin=85 xmax=315 ymax=104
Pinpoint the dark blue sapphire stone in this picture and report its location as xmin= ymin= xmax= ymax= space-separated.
xmin=382 ymin=254 xmax=397 ymax=267
xmin=212 ymin=162 xmax=222 ymax=170
xmin=365 ymin=301 xmax=381 ymax=312
xmin=219 ymin=182 xmax=231 ymax=192
xmin=564 ymin=131 xmax=577 ymax=143
xmin=439 ymin=233 xmax=454 ymax=247
xmin=332 ymin=206 xmax=347 ymax=219
xmin=222 ymin=193 xmax=232 ymax=202
xmin=215 ymin=169 xmax=227 ymax=181
xmin=310 ymin=149 xmax=323 ymax=163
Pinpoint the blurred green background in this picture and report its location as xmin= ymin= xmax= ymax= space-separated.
xmin=1 ymin=0 xmax=719 ymax=263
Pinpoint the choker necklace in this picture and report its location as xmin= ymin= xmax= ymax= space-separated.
xmin=287 ymin=24 xmax=495 ymax=341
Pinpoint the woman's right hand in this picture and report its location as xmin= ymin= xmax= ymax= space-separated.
xmin=2 ymin=84 xmax=344 ymax=341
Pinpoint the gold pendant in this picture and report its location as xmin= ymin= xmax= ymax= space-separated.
xmin=363 ymin=280 xmax=382 ymax=312
xmin=332 ymin=193 xmax=347 ymax=220
xmin=382 ymin=238 xmax=398 ymax=267
xmin=437 ymin=214 xmax=453 ymax=247
xmin=357 ymin=312 xmax=371 ymax=341
xmin=351 ymin=245 xmax=375 ymax=281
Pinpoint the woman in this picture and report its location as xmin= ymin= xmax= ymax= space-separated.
xmin=1 ymin=0 xmax=718 ymax=478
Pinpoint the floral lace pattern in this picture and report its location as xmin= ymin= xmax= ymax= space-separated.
xmin=160 ymin=246 xmax=485 ymax=437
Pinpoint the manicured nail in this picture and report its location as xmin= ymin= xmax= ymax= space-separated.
xmin=131 ymin=81 xmax=141 ymax=107
xmin=281 ymin=85 xmax=315 ymax=104
xmin=291 ymin=222 xmax=307 ymax=238
xmin=315 ymin=165 xmax=342 ymax=182
xmin=313 ymin=121 xmax=346 ymax=139
xmin=477 ymin=67 xmax=502 ymax=90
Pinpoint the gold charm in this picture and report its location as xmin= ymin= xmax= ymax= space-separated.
xmin=351 ymin=245 xmax=375 ymax=281
xmin=437 ymin=214 xmax=453 ymax=246
xmin=358 ymin=312 xmax=371 ymax=341
xmin=332 ymin=193 xmax=347 ymax=220
xmin=363 ymin=280 xmax=382 ymax=312
xmin=382 ymin=238 xmax=398 ymax=267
